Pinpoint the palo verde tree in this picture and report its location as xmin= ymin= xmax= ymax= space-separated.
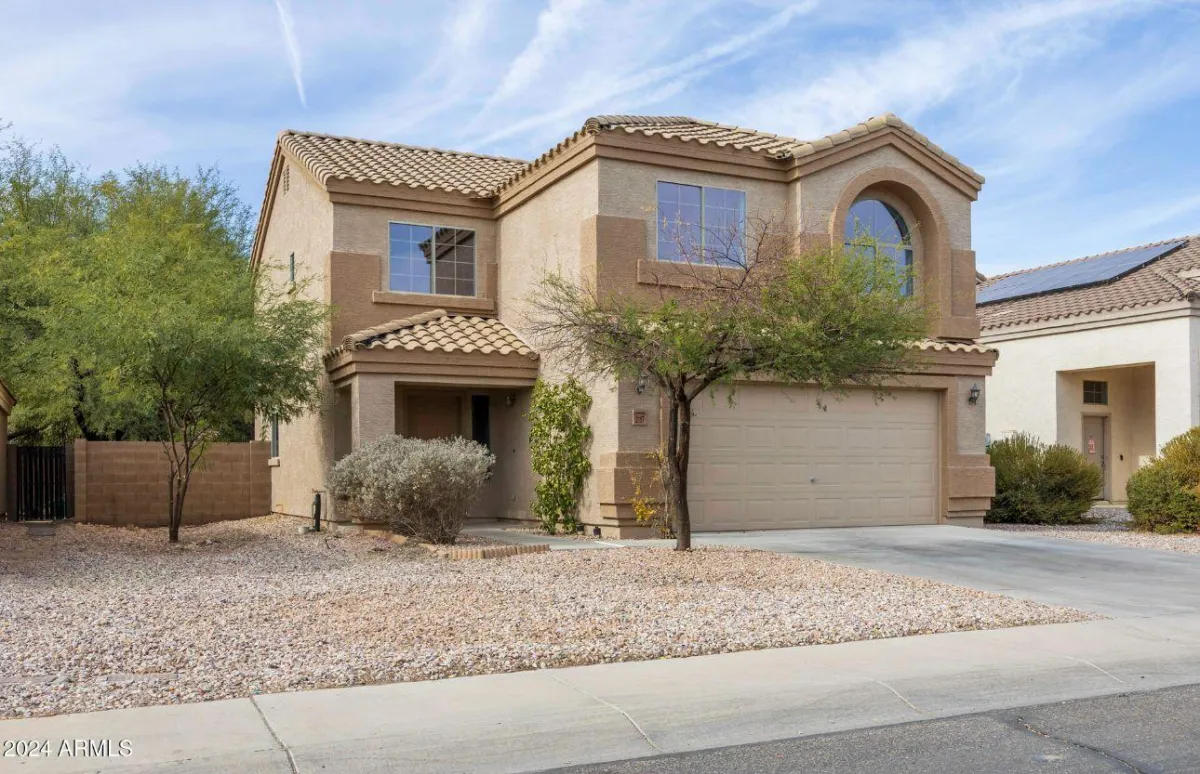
xmin=0 ymin=131 xmax=114 ymax=443
xmin=34 ymin=166 xmax=329 ymax=541
xmin=527 ymin=217 xmax=928 ymax=550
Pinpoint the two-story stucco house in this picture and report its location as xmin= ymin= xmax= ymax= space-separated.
xmin=252 ymin=113 xmax=997 ymax=536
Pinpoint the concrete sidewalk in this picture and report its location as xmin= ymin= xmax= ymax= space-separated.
xmin=7 ymin=613 xmax=1200 ymax=773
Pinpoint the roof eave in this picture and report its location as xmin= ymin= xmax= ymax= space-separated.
xmin=249 ymin=141 xmax=290 ymax=271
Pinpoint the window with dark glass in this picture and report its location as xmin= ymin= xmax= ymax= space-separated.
xmin=269 ymin=419 xmax=280 ymax=458
xmin=1083 ymin=380 xmax=1108 ymax=405
xmin=388 ymin=223 xmax=476 ymax=296
xmin=657 ymin=182 xmax=746 ymax=265
xmin=844 ymin=198 xmax=914 ymax=296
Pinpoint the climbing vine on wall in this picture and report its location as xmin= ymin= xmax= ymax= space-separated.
xmin=528 ymin=378 xmax=592 ymax=534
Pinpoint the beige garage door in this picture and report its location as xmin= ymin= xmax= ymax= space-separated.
xmin=689 ymin=386 xmax=939 ymax=531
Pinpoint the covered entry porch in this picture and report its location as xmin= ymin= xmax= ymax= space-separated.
xmin=1056 ymin=363 xmax=1156 ymax=501
xmin=324 ymin=310 xmax=539 ymax=522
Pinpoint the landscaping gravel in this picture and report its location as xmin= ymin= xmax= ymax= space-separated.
xmin=0 ymin=516 xmax=1097 ymax=719
xmin=987 ymin=521 xmax=1200 ymax=554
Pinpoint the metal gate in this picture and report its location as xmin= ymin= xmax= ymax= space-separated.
xmin=10 ymin=446 xmax=72 ymax=521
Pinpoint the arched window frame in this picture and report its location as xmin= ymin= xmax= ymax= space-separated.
xmin=843 ymin=197 xmax=916 ymax=297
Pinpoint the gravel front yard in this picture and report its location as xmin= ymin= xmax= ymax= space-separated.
xmin=1 ymin=516 xmax=1097 ymax=719
xmin=986 ymin=522 xmax=1200 ymax=554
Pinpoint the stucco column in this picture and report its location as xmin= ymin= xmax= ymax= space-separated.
xmin=351 ymin=374 xmax=397 ymax=449
xmin=1155 ymin=351 xmax=1196 ymax=452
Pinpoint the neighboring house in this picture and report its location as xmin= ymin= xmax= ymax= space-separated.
xmin=0 ymin=379 xmax=14 ymax=517
xmin=979 ymin=236 xmax=1199 ymax=501
xmin=252 ymin=113 xmax=997 ymax=535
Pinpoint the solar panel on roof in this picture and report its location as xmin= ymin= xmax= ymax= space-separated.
xmin=977 ymin=240 xmax=1187 ymax=305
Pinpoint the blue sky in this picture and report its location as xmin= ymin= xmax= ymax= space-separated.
xmin=3 ymin=0 xmax=1200 ymax=275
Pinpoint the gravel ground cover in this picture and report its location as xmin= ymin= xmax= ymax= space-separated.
xmin=987 ymin=521 xmax=1200 ymax=554
xmin=1 ymin=516 xmax=1097 ymax=719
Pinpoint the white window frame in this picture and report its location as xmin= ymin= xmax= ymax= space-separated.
xmin=387 ymin=220 xmax=478 ymax=297
xmin=655 ymin=180 xmax=747 ymax=265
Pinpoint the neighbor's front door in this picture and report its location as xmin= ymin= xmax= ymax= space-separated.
xmin=1082 ymin=415 xmax=1108 ymax=500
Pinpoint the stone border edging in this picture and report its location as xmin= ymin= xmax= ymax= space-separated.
xmin=420 ymin=543 xmax=550 ymax=560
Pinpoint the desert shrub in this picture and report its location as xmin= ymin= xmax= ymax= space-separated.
xmin=1127 ymin=427 xmax=1200 ymax=533
xmin=630 ymin=451 xmax=673 ymax=538
xmin=326 ymin=435 xmax=495 ymax=544
xmin=987 ymin=432 xmax=1102 ymax=524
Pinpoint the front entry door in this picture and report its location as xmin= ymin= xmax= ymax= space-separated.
xmin=1082 ymin=415 xmax=1108 ymax=500
xmin=406 ymin=393 xmax=463 ymax=440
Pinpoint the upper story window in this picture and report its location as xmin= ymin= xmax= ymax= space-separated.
xmin=656 ymin=182 xmax=746 ymax=266
xmin=844 ymin=198 xmax=914 ymax=296
xmin=389 ymin=223 xmax=476 ymax=297
xmin=1083 ymin=380 xmax=1108 ymax=405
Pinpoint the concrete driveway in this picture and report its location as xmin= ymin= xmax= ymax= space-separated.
xmin=693 ymin=525 xmax=1200 ymax=618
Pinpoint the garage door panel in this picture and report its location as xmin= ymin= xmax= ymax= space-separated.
xmin=910 ymin=496 xmax=935 ymax=516
xmin=689 ymin=386 xmax=939 ymax=531
xmin=814 ymin=461 xmax=843 ymax=484
xmin=908 ymin=462 xmax=936 ymax=485
xmin=846 ymin=462 xmax=875 ymax=484
xmin=812 ymin=428 xmax=845 ymax=449
xmin=846 ymin=428 xmax=876 ymax=449
xmin=709 ymin=463 xmax=741 ymax=486
xmin=745 ymin=463 xmax=780 ymax=485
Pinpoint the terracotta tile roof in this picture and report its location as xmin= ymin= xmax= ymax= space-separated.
xmin=911 ymin=339 xmax=995 ymax=354
xmin=274 ymin=114 xmax=983 ymax=203
xmin=498 ymin=113 xmax=984 ymax=193
xmin=279 ymin=131 xmax=528 ymax=197
xmin=978 ymin=236 xmax=1199 ymax=332
xmin=330 ymin=309 xmax=538 ymax=359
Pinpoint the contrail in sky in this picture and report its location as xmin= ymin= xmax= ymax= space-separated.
xmin=274 ymin=0 xmax=307 ymax=107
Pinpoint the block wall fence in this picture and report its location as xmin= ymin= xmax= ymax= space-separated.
xmin=71 ymin=440 xmax=271 ymax=527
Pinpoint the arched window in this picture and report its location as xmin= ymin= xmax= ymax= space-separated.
xmin=844 ymin=198 xmax=914 ymax=296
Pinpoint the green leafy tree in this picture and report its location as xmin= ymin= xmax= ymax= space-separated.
xmin=527 ymin=378 xmax=592 ymax=534
xmin=527 ymin=219 xmax=928 ymax=550
xmin=60 ymin=167 xmax=328 ymax=541
xmin=0 ymin=132 xmax=108 ymax=442
xmin=0 ymin=150 xmax=330 ymax=540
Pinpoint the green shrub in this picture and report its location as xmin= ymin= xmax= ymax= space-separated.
xmin=327 ymin=435 xmax=495 ymax=544
xmin=1127 ymin=427 xmax=1200 ymax=533
xmin=986 ymin=432 xmax=1102 ymax=524
xmin=528 ymin=378 xmax=592 ymax=534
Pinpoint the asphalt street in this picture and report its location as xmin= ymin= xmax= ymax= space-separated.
xmin=538 ymin=682 xmax=1200 ymax=774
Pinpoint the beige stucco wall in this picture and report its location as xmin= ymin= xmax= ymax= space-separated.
xmin=984 ymin=311 xmax=1198 ymax=499
xmin=260 ymin=158 xmax=336 ymax=518
xmin=496 ymin=159 xmax=605 ymax=522
xmin=796 ymin=144 xmax=979 ymax=339
xmin=599 ymin=157 xmax=790 ymax=263
xmin=329 ymin=203 xmax=498 ymax=342
xmin=795 ymin=144 xmax=973 ymax=250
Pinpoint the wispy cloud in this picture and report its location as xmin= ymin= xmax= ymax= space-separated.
xmin=488 ymin=0 xmax=597 ymax=106
xmin=737 ymin=0 xmax=1152 ymax=140
xmin=468 ymin=1 xmax=818 ymax=149
xmin=273 ymin=0 xmax=306 ymax=108
xmin=4 ymin=0 xmax=1200 ymax=276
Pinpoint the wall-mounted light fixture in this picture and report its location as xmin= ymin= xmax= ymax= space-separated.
xmin=968 ymin=383 xmax=981 ymax=406
xmin=505 ymin=393 xmax=516 ymax=407
xmin=635 ymin=373 xmax=647 ymax=394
